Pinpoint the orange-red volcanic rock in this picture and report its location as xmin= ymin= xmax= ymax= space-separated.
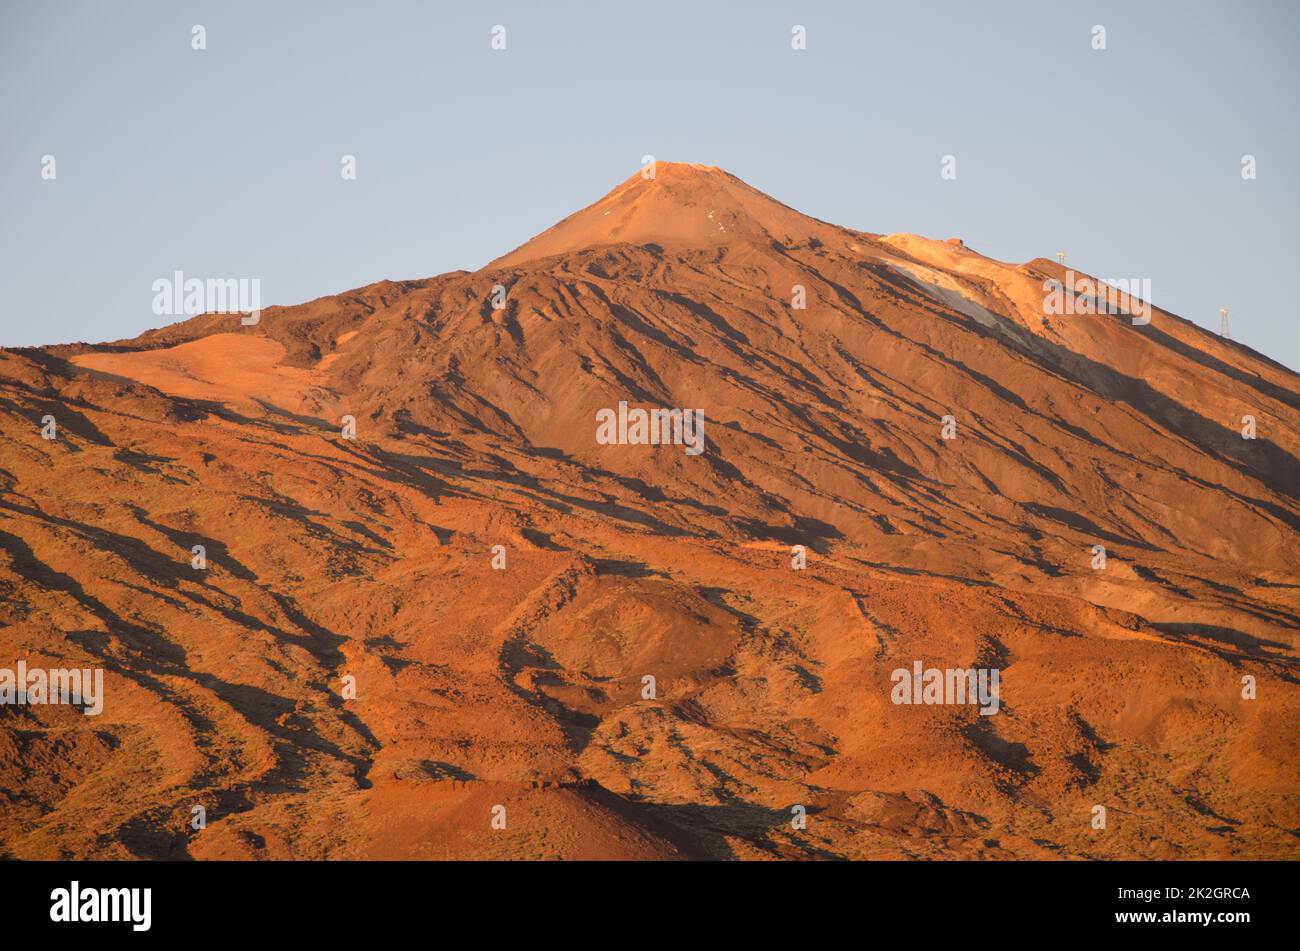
xmin=2 ymin=163 xmax=1297 ymax=860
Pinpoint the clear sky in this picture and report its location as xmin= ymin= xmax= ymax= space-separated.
xmin=2 ymin=0 xmax=1297 ymax=369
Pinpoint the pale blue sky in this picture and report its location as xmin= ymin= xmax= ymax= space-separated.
xmin=2 ymin=0 xmax=1296 ymax=368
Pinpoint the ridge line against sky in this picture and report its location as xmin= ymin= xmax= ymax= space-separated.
xmin=1 ymin=0 xmax=1296 ymax=370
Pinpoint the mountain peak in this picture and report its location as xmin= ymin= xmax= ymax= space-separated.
xmin=640 ymin=161 xmax=725 ymax=175
xmin=488 ymin=162 xmax=841 ymax=268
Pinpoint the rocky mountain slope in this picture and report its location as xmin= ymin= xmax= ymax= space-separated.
xmin=2 ymin=163 xmax=1297 ymax=859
